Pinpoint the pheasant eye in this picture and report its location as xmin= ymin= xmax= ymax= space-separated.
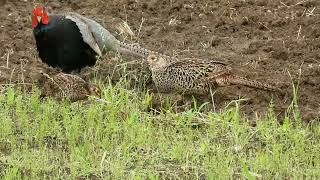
xmin=150 ymin=56 xmax=156 ymax=61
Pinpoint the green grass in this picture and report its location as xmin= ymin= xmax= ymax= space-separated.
xmin=0 ymin=79 xmax=319 ymax=179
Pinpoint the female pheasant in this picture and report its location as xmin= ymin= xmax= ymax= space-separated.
xmin=40 ymin=72 xmax=101 ymax=102
xmin=147 ymin=54 xmax=281 ymax=95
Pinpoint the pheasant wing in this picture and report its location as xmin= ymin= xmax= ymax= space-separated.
xmin=168 ymin=59 xmax=231 ymax=80
xmin=64 ymin=12 xmax=102 ymax=56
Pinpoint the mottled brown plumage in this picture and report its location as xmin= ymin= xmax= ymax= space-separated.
xmin=147 ymin=54 xmax=281 ymax=95
xmin=40 ymin=72 xmax=101 ymax=102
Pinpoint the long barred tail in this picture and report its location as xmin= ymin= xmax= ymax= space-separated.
xmin=116 ymin=41 xmax=155 ymax=58
xmin=217 ymin=74 xmax=281 ymax=92
xmin=116 ymin=41 xmax=174 ymax=60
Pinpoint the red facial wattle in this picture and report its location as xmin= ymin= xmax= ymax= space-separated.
xmin=42 ymin=12 xmax=49 ymax=25
xmin=32 ymin=14 xmax=38 ymax=28
xmin=31 ymin=5 xmax=49 ymax=28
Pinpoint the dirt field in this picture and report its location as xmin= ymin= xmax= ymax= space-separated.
xmin=0 ymin=0 xmax=319 ymax=121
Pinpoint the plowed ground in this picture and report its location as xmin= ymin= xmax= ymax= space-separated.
xmin=1 ymin=0 xmax=319 ymax=121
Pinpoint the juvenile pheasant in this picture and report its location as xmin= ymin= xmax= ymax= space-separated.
xmin=147 ymin=54 xmax=281 ymax=95
xmin=40 ymin=72 xmax=101 ymax=102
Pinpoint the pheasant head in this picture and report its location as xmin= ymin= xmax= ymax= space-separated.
xmin=31 ymin=4 xmax=49 ymax=27
xmin=147 ymin=54 xmax=167 ymax=71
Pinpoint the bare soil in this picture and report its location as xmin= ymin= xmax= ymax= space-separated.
xmin=0 ymin=0 xmax=319 ymax=121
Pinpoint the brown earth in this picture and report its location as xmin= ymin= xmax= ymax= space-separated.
xmin=0 ymin=0 xmax=319 ymax=121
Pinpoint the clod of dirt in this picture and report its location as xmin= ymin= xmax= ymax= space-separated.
xmin=270 ymin=49 xmax=289 ymax=61
xmin=50 ymin=2 xmax=61 ymax=9
xmin=0 ymin=0 xmax=6 ymax=6
xmin=303 ymin=1 xmax=320 ymax=8
xmin=243 ymin=41 xmax=266 ymax=54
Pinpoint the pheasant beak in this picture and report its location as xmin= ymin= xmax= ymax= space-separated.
xmin=37 ymin=16 xmax=42 ymax=23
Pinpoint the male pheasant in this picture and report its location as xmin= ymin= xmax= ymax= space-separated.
xmin=31 ymin=3 xmax=160 ymax=72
